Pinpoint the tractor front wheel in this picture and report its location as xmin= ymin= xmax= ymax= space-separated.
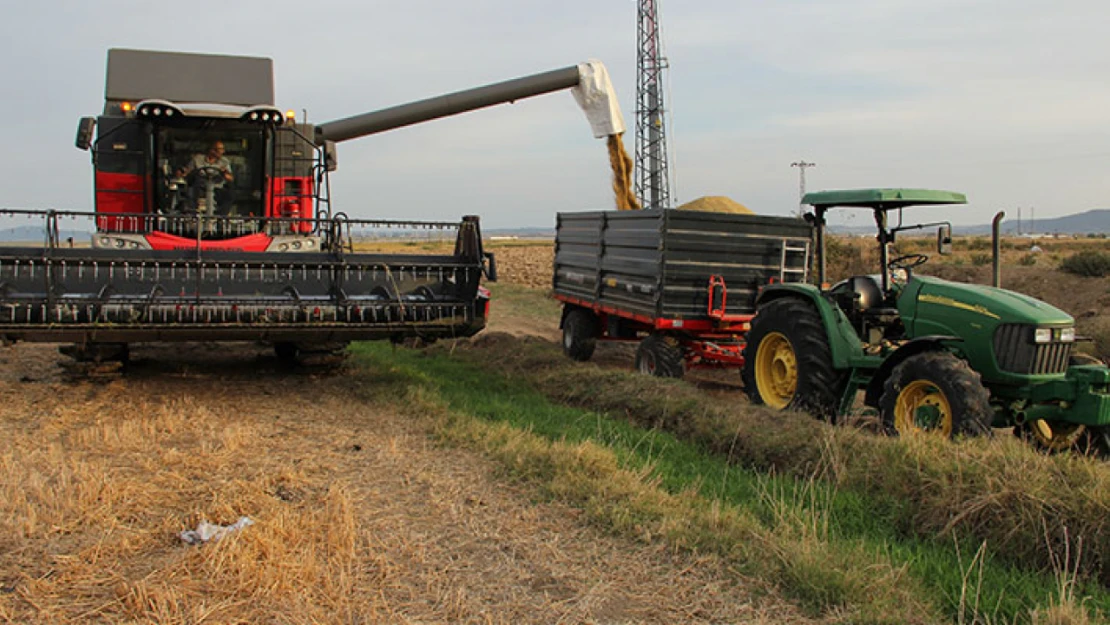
xmin=562 ymin=308 xmax=599 ymax=362
xmin=879 ymin=351 xmax=992 ymax=438
xmin=742 ymin=298 xmax=843 ymax=419
xmin=635 ymin=334 xmax=684 ymax=378
xmin=1020 ymin=352 xmax=1107 ymax=453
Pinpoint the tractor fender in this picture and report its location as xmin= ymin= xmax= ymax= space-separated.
xmin=754 ymin=283 xmax=864 ymax=369
xmin=862 ymin=335 xmax=964 ymax=407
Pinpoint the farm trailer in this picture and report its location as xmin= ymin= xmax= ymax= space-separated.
xmin=553 ymin=208 xmax=813 ymax=375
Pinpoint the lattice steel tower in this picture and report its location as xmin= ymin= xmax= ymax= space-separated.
xmin=635 ymin=0 xmax=672 ymax=210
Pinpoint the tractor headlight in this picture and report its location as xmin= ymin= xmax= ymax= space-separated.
xmin=1033 ymin=327 xmax=1053 ymax=344
xmin=1059 ymin=327 xmax=1076 ymax=342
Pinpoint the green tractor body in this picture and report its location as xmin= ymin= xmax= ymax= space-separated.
xmin=745 ymin=188 xmax=1110 ymax=452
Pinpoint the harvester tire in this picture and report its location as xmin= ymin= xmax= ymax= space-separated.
xmin=635 ymin=334 xmax=684 ymax=378
xmin=742 ymin=298 xmax=843 ymax=419
xmin=562 ymin=308 xmax=599 ymax=362
xmin=879 ymin=351 xmax=992 ymax=439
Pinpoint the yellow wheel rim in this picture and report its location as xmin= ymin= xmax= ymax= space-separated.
xmin=894 ymin=380 xmax=953 ymax=437
xmin=1029 ymin=420 xmax=1087 ymax=452
xmin=755 ymin=332 xmax=797 ymax=409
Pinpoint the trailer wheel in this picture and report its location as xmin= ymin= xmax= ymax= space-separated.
xmin=635 ymin=334 xmax=684 ymax=378
xmin=562 ymin=309 xmax=599 ymax=362
xmin=742 ymin=298 xmax=842 ymax=418
xmin=879 ymin=351 xmax=992 ymax=438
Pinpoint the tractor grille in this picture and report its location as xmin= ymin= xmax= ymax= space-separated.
xmin=992 ymin=324 xmax=1073 ymax=375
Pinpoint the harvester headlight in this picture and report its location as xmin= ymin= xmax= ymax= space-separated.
xmin=1033 ymin=327 xmax=1053 ymax=344
xmin=250 ymin=112 xmax=259 ymax=120
xmin=305 ymin=239 xmax=314 ymax=248
xmin=114 ymin=239 xmax=126 ymax=249
xmin=99 ymin=236 xmax=110 ymax=246
xmin=1059 ymin=327 xmax=1076 ymax=342
xmin=292 ymin=240 xmax=302 ymax=250
xmin=278 ymin=243 xmax=289 ymax=251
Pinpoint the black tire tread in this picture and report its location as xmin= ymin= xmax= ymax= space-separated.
xmin=879 ymin=351 xmax=993 ymax=438
xmin=562 ymin=308 xmax=599 ymax=362
xmin=742 ymin=297 xmax=843 ymax=419
xmin=635 ymin=334 xmax=684 ymax=378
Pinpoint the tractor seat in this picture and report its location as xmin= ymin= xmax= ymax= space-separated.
xmin=848 ymin=276 xmax=883 ymax=312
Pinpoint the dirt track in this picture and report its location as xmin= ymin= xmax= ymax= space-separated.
xmin=0 ymin=341 xmax=808 ymax=623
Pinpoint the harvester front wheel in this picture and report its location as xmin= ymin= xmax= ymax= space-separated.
xmin=879 ymin=351 xmax=992 ymax=438
xmin=562 ymin=308 xmax=599 ymax=362
xmin=635 ymin=334 xmax=684 ymax=378
xmin=742 ymin=298 xmax=842 ymax=419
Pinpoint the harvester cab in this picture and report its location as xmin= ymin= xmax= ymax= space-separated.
xmin=743 ymin=188 xmax=1110 ymax=456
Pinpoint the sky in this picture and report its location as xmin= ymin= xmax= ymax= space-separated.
xmin=2 ymin=0 xmax=1109 ymax=230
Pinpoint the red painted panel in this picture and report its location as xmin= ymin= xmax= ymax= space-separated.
xmin=95 ymin=172 xmax=145 ymax=232
xmin=268 ymin=176 xmax=314 ymax=233
xmin=146 ymin=230 xmax=273 ymax=252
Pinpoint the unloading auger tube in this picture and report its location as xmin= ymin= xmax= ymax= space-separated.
xmin=314 ymin=62 xmax=624 ymax=144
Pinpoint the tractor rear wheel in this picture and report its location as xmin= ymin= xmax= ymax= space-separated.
xmin=635 ymin=334 xmax=684 ymax=378
xmin=562 ymin=308 xmax=599 ymax=362
xmin=879 ymin=351 xmax=992 ymax=438
xmin=742 ymin=298 xmax=843 ymax=419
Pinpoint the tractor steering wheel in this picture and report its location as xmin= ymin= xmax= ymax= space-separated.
xmin=888 ymin=253 xmax=929 ymax=270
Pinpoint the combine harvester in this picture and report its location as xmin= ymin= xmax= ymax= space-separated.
xmin=0 ymin=49 xmax=626 ymax=371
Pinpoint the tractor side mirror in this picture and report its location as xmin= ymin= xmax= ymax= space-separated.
xmin=323 ymin=140 xmax=338 ymax=172
xmin=937 ymin=224 xmax=952 ymax=255
xmin=75 ymin=117 xmax=95 ymax=151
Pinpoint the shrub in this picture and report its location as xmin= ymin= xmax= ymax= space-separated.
xmin=970 ymin=253 xmax=992 ymax=267
xmin=1060 ymin=251 xmax=1110 ymax=277
xmin=1018 ymin=253 xmax=1038 ymax=266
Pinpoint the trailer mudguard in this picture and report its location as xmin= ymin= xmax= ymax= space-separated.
xmin=754 ymin=283 xmax=864 ymax=370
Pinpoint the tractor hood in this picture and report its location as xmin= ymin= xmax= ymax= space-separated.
xmin=904 ymin=276 xmax=1073 ymax=337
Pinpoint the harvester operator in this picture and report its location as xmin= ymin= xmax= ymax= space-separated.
xmin=177 ymin=141 xmax=234 ymax=213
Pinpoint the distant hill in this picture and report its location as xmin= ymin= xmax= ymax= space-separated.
xmin=830 ymin=209 xmax=1110 ymax=236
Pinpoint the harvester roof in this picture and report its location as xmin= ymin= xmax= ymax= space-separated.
xmin=803 ymin=188 xmax=966 ymax=210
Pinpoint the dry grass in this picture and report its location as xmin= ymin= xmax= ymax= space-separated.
xmin=451 ymin=333 xmax=1110 ymax=590
xmin=0 ymin=343 xmax=817 ymax=624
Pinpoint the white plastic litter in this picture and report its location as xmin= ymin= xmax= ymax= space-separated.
xmin=572 ymin=60 xmax=626 ymax=138
xmin=179 ymin=516 xmax=254 ymax=545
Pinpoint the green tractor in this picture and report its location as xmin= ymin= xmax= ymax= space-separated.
xmin=743 ymin=188 xmax=1110 ymax=453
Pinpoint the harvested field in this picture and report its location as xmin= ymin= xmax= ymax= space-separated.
xmin=0 ymin=342 xmax=811 ymax=624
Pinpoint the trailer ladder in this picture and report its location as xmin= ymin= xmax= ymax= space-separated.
xmin=779 ymin=239 xmax=810 ymax=283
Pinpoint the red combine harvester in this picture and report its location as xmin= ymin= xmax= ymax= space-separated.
xmin=0 ymin=49 xmax=623 ymax=369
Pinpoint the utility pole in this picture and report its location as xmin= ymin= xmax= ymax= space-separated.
xmin=634 ymin=0 xmax=672 ymax=210
xmin=791 ymin=160 xmax=816 ymax=217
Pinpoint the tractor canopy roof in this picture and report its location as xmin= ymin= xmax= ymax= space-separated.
xmin=803 ymin=188 xmax=967 ymax=210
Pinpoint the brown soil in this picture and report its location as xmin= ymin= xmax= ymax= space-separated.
xmin=0 ymin=342 xmax=808 ymax=624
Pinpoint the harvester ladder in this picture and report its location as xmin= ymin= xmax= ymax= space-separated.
xmin=779 ymin=240 xmax=810 ymax=283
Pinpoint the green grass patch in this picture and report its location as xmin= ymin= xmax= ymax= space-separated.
xmin=348 ymin=341 xmax=1108 ymax=624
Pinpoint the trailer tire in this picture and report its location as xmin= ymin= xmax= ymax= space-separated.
xmin=743 ymin=298 xmax=842 ymax=419
xmin=562 ymin=309 xmax=599 ymax=362
xmin=879 ymin=351 xmax=992 ymax=439
xmin=635 ymin=334 xmax=684 ymax=378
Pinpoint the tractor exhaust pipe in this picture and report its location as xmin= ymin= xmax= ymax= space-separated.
xmin=992 ymin=211 xmax=1005 ymax=288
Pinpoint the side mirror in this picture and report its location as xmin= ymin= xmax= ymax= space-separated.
xmin=937 ymin=224 xmax=952 ymax=255
xmin=75 ymin=117 xmax=96 ymax=151
xmin=323 ymin=140 xmax=338 ymax=172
